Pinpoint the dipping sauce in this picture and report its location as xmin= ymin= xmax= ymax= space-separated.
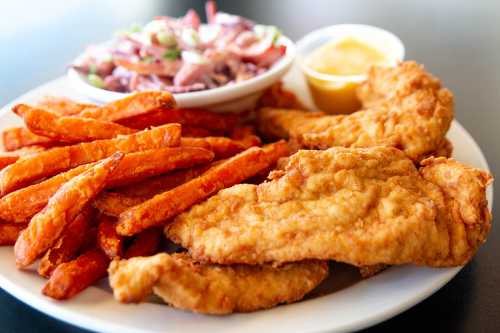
xmin=303 ymin=37 xmax=392 ymax=114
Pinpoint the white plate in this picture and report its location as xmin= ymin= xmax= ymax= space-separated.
xmin=0 ymin=71 xmax=493 ymax=333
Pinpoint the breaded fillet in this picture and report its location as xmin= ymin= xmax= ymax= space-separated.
xmin=257 ymin=62 xmax=454 ymax=162
xmin=108 ymin=253 xmax=328 ymax=314
xmin=166 ymin=147 xmax=492 ymax=267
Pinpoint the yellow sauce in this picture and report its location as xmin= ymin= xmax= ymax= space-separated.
xmin=303 ymin=37 xmax=391 ymax=114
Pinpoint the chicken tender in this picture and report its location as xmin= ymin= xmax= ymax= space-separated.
xmin=108 ymin=253 xmax=328 ymax=314
xmin=166 ymin=147 xmax=492 ymax=267
xmin=257 ymin=62 xmax=454 ymax=162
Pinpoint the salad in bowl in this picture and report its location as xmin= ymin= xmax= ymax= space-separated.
xmin=69 ymin=1 xmax=294 ymax=110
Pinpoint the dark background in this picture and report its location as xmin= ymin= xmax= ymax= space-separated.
xmin=1 ymin=0 xmax=499 ymax=332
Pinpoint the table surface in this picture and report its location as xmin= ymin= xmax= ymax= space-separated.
xmin=1 ymin=0 xmax=499 ymax=332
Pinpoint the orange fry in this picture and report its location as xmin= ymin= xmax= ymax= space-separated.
xmin=0 ymin=145 xmax=207 ymax=223
xmin=37 ymin=96 xmax=96 ymax=116
xmin=0 ymin=146 xmax=45 ymax=170
xmin=42 ymin=248 xmax=109 ymax=300
xmin=116 ymin=141 xmax=289 ymax=236
xmin=38 ymin=208 xmax=93 ymax=278
xmin=2 ymin=127 xmax=54 ymax=151
xmin=78 ymin=91 xmax=175 ymax=122
xmin=182 ymin=126 xmax=217 ymax=137
xmin=117 ymin=107 xmax=238 ymax=132
xmin=181 ymin=136 xmax=258 ymax=159
xmin=0 ymin=223 xmax=25 ymax=246
xmin=0 ymin=123 xmax=181 ymax=195
xmin=105 ymin=146 xmax=214 ymax=188
xmin=94 ymin=192 xmax=146 ymax=217
xmin=116 ymin=162 xmax=214 ymax=197
xmin=94 ymin=162 xmax=216 ymax=216
xmin=124 ymin=228 xmax=162 ymax=259
xmin=79 ymin=227 xmax=98 ymax=253
xmin=97 ymin=215 xmax=124 ymax=259
xmin=230 ymin=125 xmax=262 ymax=148
xmin=14 ymin=104 xmax=136 ymax=143
xmin=0 ymin=164 xmax=92 ymax=223
xmin=14 ymin=153 xmax=123 ymax=268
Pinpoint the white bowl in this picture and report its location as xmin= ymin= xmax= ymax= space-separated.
xmin=296 ymin=24 xmax=405 ymax=83
xmin=67 ymin=36 xmax=296 ymax=112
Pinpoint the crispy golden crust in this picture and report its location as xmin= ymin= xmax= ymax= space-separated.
xmin=108 ymin=253 xmax=328 ymax=314
xmin=420 ymin=156 xmax=493 ymax=266
xmin=116 ymin=141 xmax=289 ymax=236
xmin=166 ymin=147 xmax=492 ymax=267
xmin=14 ymin=153 xmax=123 ymax=268
xmin=257 ymin=62 xmax=454 ymax=162
xmin=14 ymin=104 xmax=135 ymax=143
xmin=0 ymin=124 xmax=181 ymax=195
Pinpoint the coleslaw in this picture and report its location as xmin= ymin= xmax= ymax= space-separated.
xmin=72 ymin=1 xmax=286 ymax=93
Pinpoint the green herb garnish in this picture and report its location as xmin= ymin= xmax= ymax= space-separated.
xmin=88 ymin=63 xmax=98 ymax=75
xmin=87 ymin=74 xmax=105 ymax=89
xmin=162 ymin=48 xmax=181 ymax=60
xmin=141 ymin=56 xmax=155 ymax=64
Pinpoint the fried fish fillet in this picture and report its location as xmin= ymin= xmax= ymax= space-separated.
xmin=108 ymin=253 xmax=328 ymax=314
xmin=166 ymin=147 xmax=492 ymax=267
xmin=257 ymin=62 xmax=454 ymax=162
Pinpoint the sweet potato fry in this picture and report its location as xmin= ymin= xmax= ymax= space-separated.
xmin=97 ymin=215 xmax=124 ymax=259
xmin=93 ymin=192 xmax=146 ymax=217
xmin=38 ymin=208 xmax=93 ymax=278
xmin=0 ymin=223 xmax=25 ymax=245
xmin=116 ymin=107 xmax=238 ymax=132
xmin=0 ymin=164 xmax=92 ymax=222
xmin=116 ymin=162 xmax=214 ymax=197
xmin=79 ymin=227 xmax=98 ymax=253
xmin=181 ymin=126 xmax=217 ymax=137
xmin=230 ymin=125 xmax=262 ymax=148
xmin=257 ymin=81 xmax=306 ymax=110
xmin=116 ymin=141 xmax=290 ymax=236
xmin=14 ymin=104 xmax=136 ymax=143
xmin=14 ymin=153 xmax=123 ymax=268
xmin=0 ymin=123 xmax=181 ymax=195
xmin=0 ymin=145 xmax=207 ymax=222
xmin=2 ymin=127 xmax=54 ymax=151
xmin=105 ymin=146 xmax=214 ymax=188
xmin=94 ymin=162 xmax=217 ymax=216
xmin=42 ymin=248 xmax=109 ymax=300
xmin=78 ymin=91 xmax=175 ymax=122
xmin=0 ymin=146 xmax=45 ymax=170
xmin=37 ymin=96 xmax=96 ymax=116
xmin=124 ymin=228 xmax=162 ymax=259
xmin=181 ymin=136 xmax=257 ymax=159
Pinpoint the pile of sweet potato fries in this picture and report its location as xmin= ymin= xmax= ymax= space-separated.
xmin=0 ymin=91 xmax=288 ymax=300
